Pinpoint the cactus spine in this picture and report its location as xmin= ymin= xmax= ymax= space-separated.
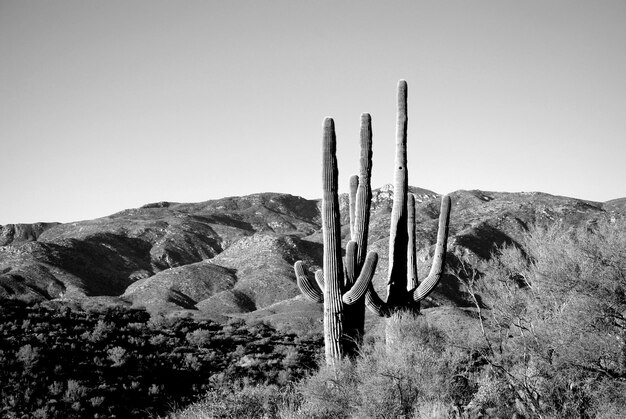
xmin=366 ymin=80 xmax=452 ymax=316
xmin=294 ymin=117 xmax=378 ymax=365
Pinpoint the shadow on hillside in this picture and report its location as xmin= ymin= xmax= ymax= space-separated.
xmin=47 ymin=233 xmax=154 ymax=295
xmin=454 ymin=223 xmax=523 ymax=260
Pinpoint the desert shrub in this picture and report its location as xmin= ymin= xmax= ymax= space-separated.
xmin=107 ymin=346 xmax=128 ymax=366
xmin=353 ymin=315 xmax=449 ymax=418
xmin=149 ymin=333 xmax=169 ymax=346
xmin=292 ymin=359 xmax=358 ymax=419
xmin=16 ymin=343 xmax=40 ymax=370
xmin=165 ymin=383 xmax=291 ymax=419
xmin=186 ymin=329 xmax=213 ymax=348
xmin=281 ymin=348 xmax=303 ymax=369
xmin=287 ymin=313 xmax=472 ymax=419
xmin=63 ymin=379 xmax=88 ymax=403
xmin=469 ymin=216 xmax=626 ymax=417
xmin=184 ymin=353 xmax=202 ymax=371
xmin=85 ymin=319 xmax=114 ymax=343
xmin=48 ymin=381 xmax=64 ymax=397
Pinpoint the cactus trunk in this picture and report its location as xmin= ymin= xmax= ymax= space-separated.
xmin=386 ymin=80 xmax=411 ymax=309
xmin=321 ymin=117 xmax=344 ymax=364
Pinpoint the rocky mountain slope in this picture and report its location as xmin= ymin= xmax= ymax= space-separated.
xmin=0 ymin=186 xmax=620 ymax=332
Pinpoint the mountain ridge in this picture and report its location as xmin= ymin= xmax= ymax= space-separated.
xmin=1 ymin=186 xmax=621 ymax=333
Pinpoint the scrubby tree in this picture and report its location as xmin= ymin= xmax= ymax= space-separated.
xmin=464 ymin=216 xmax=626 ymax=417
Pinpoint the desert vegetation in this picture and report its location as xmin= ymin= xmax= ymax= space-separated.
xmin=0 ymin=301 xmax=321 ymax=418
xmin=169 ymin=215 xmax=626 ymax=418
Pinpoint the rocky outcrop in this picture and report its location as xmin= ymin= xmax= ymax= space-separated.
xmin=0 ymin=223 xmax=59 ymax=246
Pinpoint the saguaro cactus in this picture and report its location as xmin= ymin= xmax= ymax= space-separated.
xmin=366 ymin=80 xmax=452 ymax=316
xmin=343 ymin=113 xmax=374 ymax=354
xmin=294 ymin=117 xmax=378 ymax=365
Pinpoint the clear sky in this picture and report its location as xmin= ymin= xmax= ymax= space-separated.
xmin=1 ymin=0 xmax=625 ymax=224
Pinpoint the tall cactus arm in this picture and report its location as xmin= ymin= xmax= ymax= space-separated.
xmin=294 ymin=261 xmax=324 ymax=303
xmin=407 ymin=193 xmax=418 ymax=292
xmin=349 ymin=175 xmax=359 ymax=239
xmin=343 ymin=251 xmax=378 ymax=305
xmin=353 ymin=113 xmax=373 ymax=266
xmin=365 ymin=283 xmax=391 ymax=317
xmin=412 ymin=195 xmax=452 ymax=302
xmin=340 ymin=114 xmax=374 ymax=357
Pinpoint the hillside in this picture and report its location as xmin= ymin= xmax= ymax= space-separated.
xmin=0 ymin=186 xmax=619 ymax=333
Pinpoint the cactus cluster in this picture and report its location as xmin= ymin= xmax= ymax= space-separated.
xmin=295 ymin=80 xmax=452 ymax=365
xmin=294 ymin=117 xmax=378 ymax=364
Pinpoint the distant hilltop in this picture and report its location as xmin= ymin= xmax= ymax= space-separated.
xmin=0 ymin=186 xmax=623 ymax=333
